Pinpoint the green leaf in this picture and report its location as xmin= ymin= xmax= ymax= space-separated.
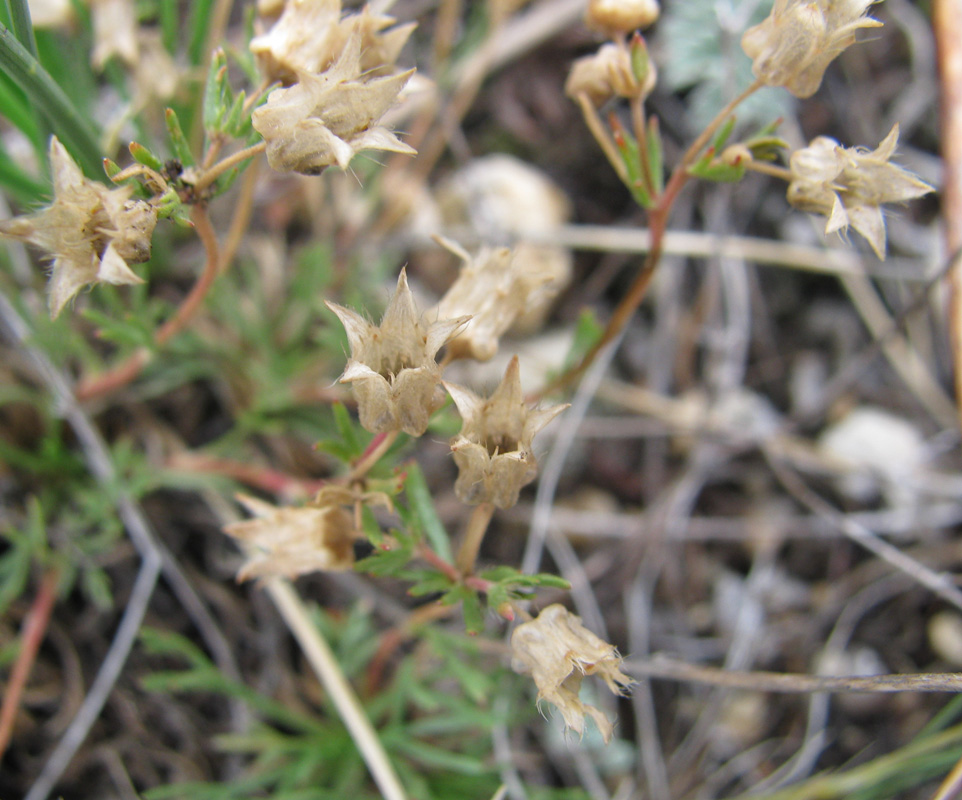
xmin=562 ymin=308 xmax=603 ymax=373
xmin=0 ymin=147 xmax=47 ymax=204
xmin=391 ymin=738 xmax=491 ymax=776
xmin=403 ymin=461 xmax=452 ymax=563
xmin=0 ymin=67 xmax=40 ymax=146
xmin=355 ymin=532 xmax=416 ymax=577
xmin=0 ymin=22 xmax=102 ymax=178
xmin=711 ymin=116 xmax=737 ymax=152
xmin=332 ymin=401 xmax=363 ymax=457
xmin=408 ymin=570 xmax=454 ymax=597
xmin=687 ymin=157 xmax=746 ymax=183
xmin=203 ymin=49 xmax=232 ymax=135
xmin=187 ymin=0 xmax=216 ymax=65
xmin=224 ymin=89 xmax=250 ymax=138
xmin=614 ymin=126 xmax=651 ymax=208
xmin=659 ymin=0 xmax=792 ymax=131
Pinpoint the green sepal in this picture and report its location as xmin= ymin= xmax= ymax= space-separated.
xmin=165 ymin=108 xmax=195 ymax=167
xmin=129 ymin=141 xmax=164 ymax=172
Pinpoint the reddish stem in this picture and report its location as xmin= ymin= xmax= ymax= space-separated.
xmin=531 ymin=80 xmax=762 ymax=401
xmin=76 ymin=205 xmax=221 ymax=402
xmin=0 ymin=569 xmax=59 ymax=761
xmin=167 ymin=453 xmax=328 ymax=497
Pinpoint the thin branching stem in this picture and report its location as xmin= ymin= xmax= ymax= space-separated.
xmin=630 ymin=94 xmax=655 ymax=197
xmin=576 ymin=91 xmax=628 ymax=183
xmin=0 ymin=568 xmax=59 ymax=761
xmin=194 ymin=141 xmax=267 ymax=193
xmin=348 ymin=430 xmax=400 ymax=483
xmin=744 ymin=160 xmax=792 ymax=181
xmin=533 ymin=80 xmax=764 ymax=399
xmin=456 ymin=502 xmax=496 ymax=575
xmin=76 ymin=205 xmax=222 ymax=401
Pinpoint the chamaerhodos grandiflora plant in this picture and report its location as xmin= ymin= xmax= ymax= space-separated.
xmin=0 ymin=0 xmax=951 ymax=798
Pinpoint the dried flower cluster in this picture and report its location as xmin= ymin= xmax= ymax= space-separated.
xmin=431 ymin=242 xmax=557 ymax=362
xmin=251 ymin=0 xmax=415 ymax=85
xmin=250 ymin=0 xmax=416 ymax=174
xmin=0 ymin=137 xmax=157 ymax=317
xmin=445 ymin=357 xmax=567 ymax=509
xmin=566 ymin=40 xmax=656 ymax=104
xmin=224 ymin=495 xmax=355 ymax=581
xmin=511 ymin=604 xmax=633 ymax=742
xmin=326 ymin=269 xmax=468 ymax=437
xmin=787 ymin=124 xmax=933 ymax=258
xmin=741 ymin=0 xmax=881 ymax=98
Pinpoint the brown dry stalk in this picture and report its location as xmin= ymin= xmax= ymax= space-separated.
xmin=935 ymin=0 xmax=962 ymax=430
xmin=629 ymin=655 xmax=962 ymax=694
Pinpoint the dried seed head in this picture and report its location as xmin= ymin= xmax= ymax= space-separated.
xmin=29 ymin=0 xmax=73 ymax=28
xmin=565 ymin=41 xmax=656 ymax=104
xmin=444 ymin=357 xmax=567 ymax=509
xmin=224 ymin=494 xmax=355 ymax=581
xmin=251 ymin=0 xmax=415 ymax=86
xmin=327 ymin=268 xmax=469 ymax=437
xmin=585 ymin=0 xmax=660 ymax=34
xmin=787 ymin=124 xmax=933 ymax=259
xmin=432 ymin=241 xmax=558 ymax=362
xmin=741 ymin=0 xmax=881 ymax=98
xmin=511 ymin=604 xmax=633 ymax=743
xmin=252 ymin=33 xmax=416 ymax=174
xmin=89 ymin=0 xmax=139 ymax=69
xmin=0 ymin=137 xmax=158 ymax=317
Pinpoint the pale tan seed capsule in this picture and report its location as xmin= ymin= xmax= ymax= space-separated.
xmin=327 ymin=269 xmax=469 ymax=437
xmin=511 ymin=604 xmax=633 ymax=743
xmin=586 ymin=0 xmax=660 ymax=35
xmin=444 ymin=357 xmax=567 ymax=509
xmin=224 ymin=495 xmax=355 ymax=582
xmin=0 ymin=137 xmax=158 ymax=317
